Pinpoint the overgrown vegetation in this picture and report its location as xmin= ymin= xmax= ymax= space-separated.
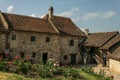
xmin=0 ymin=60 xmax=82 ymax=79
xmin=0 ymin=60 xmax=113 ymax=80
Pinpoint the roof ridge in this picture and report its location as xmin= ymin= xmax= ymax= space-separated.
xmin=92 ymin=31 xmax=119 ymax=34
xmin=3 ymin=12 xmax=43 ymax=20
xmin=53 ymin=15 xmax=70 ymax=19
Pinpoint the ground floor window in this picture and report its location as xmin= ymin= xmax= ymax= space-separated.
xmin=32 ymin=52 xmax=36 ymax=58
xmin=20 ymin=53 xmax=24 ymax=59
xmin=63 ymin=55 xmax=68 ymax=60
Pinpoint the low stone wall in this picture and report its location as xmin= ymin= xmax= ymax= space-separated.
xmin=109 ymin=59 xmax=120 ymax=73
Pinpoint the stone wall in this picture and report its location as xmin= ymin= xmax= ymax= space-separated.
xmin=9 ymin=31 xmax=60 ymax=63
xmin=109 ymin=59 xmax=120 ymax=74
xmin=9 ymin=31 xmax=82 ymax=64
xmin=59 ymin=35 xmax=82 ymax=64
xmin=0 ymin=33 xmax=6 ymax=52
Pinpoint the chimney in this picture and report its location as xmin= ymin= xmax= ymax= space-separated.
xmin=48 ymin=6 xmax=54 ymax=19
xmin=84 ymin=29 xmax=89 ymax=35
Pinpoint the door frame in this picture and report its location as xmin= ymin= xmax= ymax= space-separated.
xmin=70 ymin=54 xmax=76 ymax=64
xmin=42 ymin=53 xmax=48 ymax=64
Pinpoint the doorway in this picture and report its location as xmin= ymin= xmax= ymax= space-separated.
xmin=70 ymin=54 xmax=76 ymax=64
xmin=42 ymin=53 xmax=48 ymax=64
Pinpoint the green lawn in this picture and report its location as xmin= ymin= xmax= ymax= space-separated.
xmin=0 ymin=68 xmax=100 ymax=80
xmin=78 ymin=69 xmax=99 ymax=80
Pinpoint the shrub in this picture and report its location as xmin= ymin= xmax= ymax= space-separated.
xmin=52 ymin=67 xmax=64 ymax=75
xmin=0 ymin=61 xmax=9 ymax=72
xmin=63 ymin=67 xmax=80 ymax=78
xmin=16 ymin=62 xmax=31 ymax=74
xmin=35 ymin=64 xmax=52 ymax=78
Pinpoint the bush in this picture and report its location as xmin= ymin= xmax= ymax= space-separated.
xmin=0 ymin=61 xmax=9 ymax=72
xmin=35 ymin=64 xmax=52 ymax=78
xmin=16 ymin=62 xmax=31 ymax=74
xmin=63 ymin=67 xmax=80 ymax=78
xmin=52 ymin=67 xmax=63 ymax=75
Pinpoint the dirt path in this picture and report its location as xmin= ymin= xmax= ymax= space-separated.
xmin=75 ymin=64 xmax=120 ymax=80
xmin=93 ymin=64 xmax=120 ymax=80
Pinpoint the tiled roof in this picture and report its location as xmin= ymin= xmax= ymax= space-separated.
xmin=100 ymin=34 xmax=120 ymax=49
xmin=108 ymin=46 xmax=120 ymax=61
xmin=43 ymin=15 xmax=85 ymax=36
xmin=0 ymin=12 xmax=84 ymax=36
xmin=50 ymin=16 xmax=85 ymax=36
xmin=2 ymin=13 xmax=58 ymax=34
xmin=84 ymin=32 xmax=118 ymax=47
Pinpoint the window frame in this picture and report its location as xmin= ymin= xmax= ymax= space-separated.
xmin=70 ymin=39 xmax=74 ymax=46
xmin=63 ymin=55 xmax=68 ymax=60
xmin=11 ymin=34 xmax=16 ymax=40
xmin=31 ymin=36 xmax=36 ymax=42
xmin=46 ymin=37 xmax=50 ymax=42
xmin=20 ymin=53 xmax=25 ymax=59
xmin=32 ymin=52 xmax=36 ymax=58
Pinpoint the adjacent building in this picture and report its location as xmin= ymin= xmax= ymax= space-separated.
xmin=82 ymin=31 xmax=120 ymax=67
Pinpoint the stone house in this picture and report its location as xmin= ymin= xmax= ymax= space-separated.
xmin=82 ymin=31 xmax=119 ymax=66
xmin=0 ymin=7 xmax=85 ymax=64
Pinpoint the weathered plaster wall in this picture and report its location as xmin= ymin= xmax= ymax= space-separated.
xmin=109 ymin=59 xmax=120 ymax=74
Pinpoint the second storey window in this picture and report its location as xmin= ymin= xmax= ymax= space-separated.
xmin=32 ymin=52 xmax=36 ymax=58
xmin=20 ymin=53 xmax=25 ymax=59
xmin=46 ymin=37 xmax=50 ymax=42
xmin=31 ymin=36 xmax=35 ymax=42
xmin=70 ymin=40 xmax=74 ymax=46
xmin=11 ymin=34 xmax=16 ymax=40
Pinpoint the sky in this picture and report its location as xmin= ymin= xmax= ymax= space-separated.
xmin=0 ymin=0 xmax=120 ymax=33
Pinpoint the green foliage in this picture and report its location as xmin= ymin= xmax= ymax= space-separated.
xmin=17 ymin=62 xmax=31 ymax=74
xmin=99 ymin=69 xmax=106 ymax=80
xmin=63 ymin=67 xmax=80 ymax=78
xmin=1 ymin=61 xmax=111 ymax=80
xmin=0 ymin=61 xmax=9 ymax=72
xmin=52 ymin=66 xmax=63 ymax=75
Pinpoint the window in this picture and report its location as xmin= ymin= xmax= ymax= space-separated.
xmin=11 ymin=35 xmax=16 ymax=40
xmin=46 ymin=37 xmax=50 ymax=42
xmin=32 ymin=52 xmax=36 ymax=58
xmin=70 ymin=40 xmax=74 ymax=46
xmin=20 ymin=53 xmax=24 ymax=58
xmin=31 ymin=36 xmax=35 ymax=42
xmin=64 ymin=55 xmax=67 ymax=60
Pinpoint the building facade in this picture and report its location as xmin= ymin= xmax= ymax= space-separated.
xmin=0 ymin=7 xmax=85 ymax=64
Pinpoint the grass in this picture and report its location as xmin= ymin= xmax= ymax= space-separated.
xmin=0 ymin=69 xmax=100 ymax=80
xmin=78 ymin=69 xmax=100 ymax=80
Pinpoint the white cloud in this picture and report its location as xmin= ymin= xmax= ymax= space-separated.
xmin=30 ymin=14 xmax=36 ymax=17
xmin=72 ymin=17 xmax=81 ymax=22
xmin=83 ymin=13 xmax=99 ymax=20
xmin=7 ymin=5 xmax=15 ymax=12
xmin=101 ymin=11 xmax=116 ymax=18
xmin=57 ymin=7 xmax=80 ymax=17
xmin=40 ymin=15 xmax=45 ymax=18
